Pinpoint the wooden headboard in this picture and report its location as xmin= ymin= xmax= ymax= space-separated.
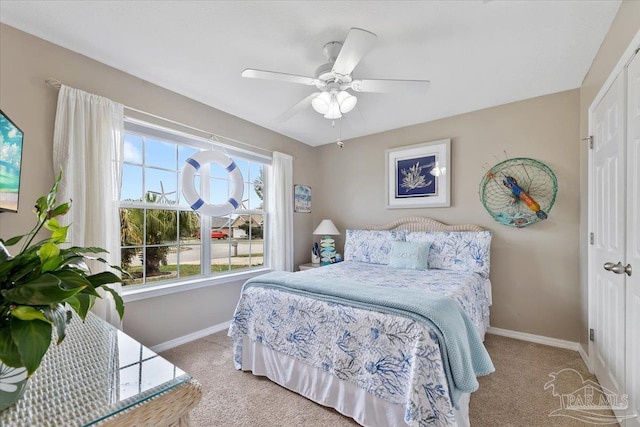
xmin=363 ymin=217 xmax=485 ymax=232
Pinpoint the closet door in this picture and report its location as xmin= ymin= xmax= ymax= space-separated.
xmin=625 ymin=51 xmax=640 ymax=427
xmin=591 ymin=70 xmax=626 ymax=419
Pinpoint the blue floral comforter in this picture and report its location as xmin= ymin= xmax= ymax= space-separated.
xmin=228 ymin=261 xmax=492 ymax=427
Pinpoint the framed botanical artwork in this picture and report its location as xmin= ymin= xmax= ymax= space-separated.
xmin=294 ymin=184 xmax=311 ymax=213
xmin=385 ymin=139 xmax=451 ymax=208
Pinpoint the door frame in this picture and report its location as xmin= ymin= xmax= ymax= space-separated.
xmin=588 ymin=30 xmax=640 ymax=117
xmin=587 ymin=29 xmax=640 ymax=372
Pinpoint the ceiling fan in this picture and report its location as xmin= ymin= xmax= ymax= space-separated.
xmin=241 ymin=27 xmax=431 ymax=121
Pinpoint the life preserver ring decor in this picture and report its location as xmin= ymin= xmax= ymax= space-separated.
xmin=181 ymin=150 xmax=244 ymax=217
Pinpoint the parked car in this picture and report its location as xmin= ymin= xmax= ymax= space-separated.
xmin=210 ymin=230 xmax=229 ymax=239
xmin=195 ymin=229 xmax=229 ymax=239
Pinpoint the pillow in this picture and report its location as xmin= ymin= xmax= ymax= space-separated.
xmin=388 ymin=241 xmax=430 ymax=270
xmin=406 ymin=231 xmax=492 ymax=278
xmin=344 ymin=229 xmax=407 ymax=265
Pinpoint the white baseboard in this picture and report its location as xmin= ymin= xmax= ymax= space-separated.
xmin=151 ymin=320 xmax=231 ymax=353
xmin=487 ymin=326 xmax=580 ymax=352
xmin=578 ymin=344 xmax=590 ymax=370
xmin=152 ymin=323 xmax=588 ymax=361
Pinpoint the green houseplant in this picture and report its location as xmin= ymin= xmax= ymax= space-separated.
xmin=0 ymin=172 xmax=125 ymax=410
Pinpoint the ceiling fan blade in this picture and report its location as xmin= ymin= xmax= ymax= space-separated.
xmin=241 ymin=69 xmax=319 ymax=86
xmin=350 ymin=79 xmax=431 ymax=94
xmin=331 ymin=28 xmax=377 ymax=76
xmin=276 ymin=92 xmax=321 ymax=122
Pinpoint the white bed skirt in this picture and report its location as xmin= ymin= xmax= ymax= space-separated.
xmin=240 ymin=336 xmax=471 ymax=427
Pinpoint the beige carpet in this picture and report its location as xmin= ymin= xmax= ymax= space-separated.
xmin=161 ymin=333 xmax=615 ymax=427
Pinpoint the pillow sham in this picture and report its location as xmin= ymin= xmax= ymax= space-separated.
xmin=344 ymin=229 xmax=407 ymax=265
xmin=388 ymin=241 xmax=430 ymax=270
xmin=406 ymin=231 xmax=492 ymax=278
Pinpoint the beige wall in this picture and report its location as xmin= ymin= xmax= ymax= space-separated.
xmin=578 ymin=2 xmax=640 ymax=354
xmin=0 ymin=24 xmax=317 ymax=347
xmin=314 ymin=90 xmax=581 ymax=342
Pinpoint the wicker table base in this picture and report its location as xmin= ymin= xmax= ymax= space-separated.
xmin=99 ymin=379 xmax=202 ymax=427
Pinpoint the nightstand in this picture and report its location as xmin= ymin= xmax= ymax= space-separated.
xmin=299 ymin=263 xmax=322 ymax=271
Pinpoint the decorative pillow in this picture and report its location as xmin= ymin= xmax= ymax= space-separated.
xmin=344 ymin=229 xmax=407 ymax=265
xmin=406 ymin=231 xmax=492 ymax=278
xmin=388 ymin=241 xmax=430 ymax=270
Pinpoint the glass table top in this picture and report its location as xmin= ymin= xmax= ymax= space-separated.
xmin=0 ymin=312 xmax=190 ymax=426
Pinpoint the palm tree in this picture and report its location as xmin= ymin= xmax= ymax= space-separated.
xmin=253 ymin=168 xmax=264 ymax=208
xmin=120 ymin=193 xmax=199 ymax=280
xmin=120 ymin=207 xmax=142 ymax=271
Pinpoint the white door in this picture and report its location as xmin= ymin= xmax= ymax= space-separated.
xmin=625 ymin=51 xmax=640 ymax=427
xmin=591 ymin=69 xmax=627 ymax=419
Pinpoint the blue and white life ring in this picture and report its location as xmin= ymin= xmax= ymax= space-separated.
xmin=181 ymin=150 xmax=244 ymax=217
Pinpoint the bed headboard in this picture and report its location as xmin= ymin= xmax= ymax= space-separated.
xmin=363 ymin=217 xmax=485 ymax=232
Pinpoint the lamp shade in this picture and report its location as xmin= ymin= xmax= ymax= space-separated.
xmin=311 ymin=92 xmax=331 ymax=114
xmin=313 ymin=219 xmax=340 ymax=236
xmin=323 ymin=95 xmax=342 ymax=119
xmin=337 ymin=91 xmax=357 ymax=113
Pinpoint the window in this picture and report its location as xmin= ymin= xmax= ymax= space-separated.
xmin=119 ymin=120 xmax=269 ymax=287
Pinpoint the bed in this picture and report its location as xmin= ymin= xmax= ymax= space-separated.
xmin=228 ymin=217 xmax=494 ymax=427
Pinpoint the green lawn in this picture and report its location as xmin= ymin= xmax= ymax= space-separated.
xmin=123 ymin=261 xmax=264 ymax=286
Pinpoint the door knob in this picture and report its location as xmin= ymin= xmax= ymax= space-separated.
xmin=603 ymin=261 xmax=632 ymax=276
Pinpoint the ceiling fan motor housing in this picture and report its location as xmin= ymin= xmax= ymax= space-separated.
xmin=315 ymin=41 xmax=354 ymax=87
xmin=315 ymin=63 xmax=353 ymax=90
xmin=322 ymin=41 xmax=343 ymax=62
xmin=315 ymin=62 xmax=335 ymax=83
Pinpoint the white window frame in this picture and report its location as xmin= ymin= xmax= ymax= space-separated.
xmin=120 ymin=119 xmax=271 ymax=302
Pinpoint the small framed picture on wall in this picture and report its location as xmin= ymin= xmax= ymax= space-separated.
xmin=385 ymin=139 xmax=451 ymax=208
xmin=294 ymin=184 xmax=311 ymax=213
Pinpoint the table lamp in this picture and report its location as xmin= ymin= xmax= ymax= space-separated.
xmin=313 ymin=219 xmax=340 ymax=265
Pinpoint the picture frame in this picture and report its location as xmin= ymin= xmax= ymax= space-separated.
xmin=385 ymin=139 xmax=451 ymax=209
xmin=294 ymin=184 xmax=311 ymax=213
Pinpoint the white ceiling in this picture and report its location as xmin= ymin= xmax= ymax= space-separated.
xmin=0 ymin=1 xmax=621 ymax=146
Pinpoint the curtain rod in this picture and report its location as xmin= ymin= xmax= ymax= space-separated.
xmin=44 ymin=78 xmax=274 ymax=155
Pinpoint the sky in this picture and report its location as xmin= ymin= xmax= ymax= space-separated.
xmin=0 ymin=112 xmax=24 ymax=193
xmin=0 ymin=113 xmax=23 ymax=169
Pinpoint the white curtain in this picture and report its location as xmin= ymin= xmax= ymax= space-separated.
xmin=267 ymin=152 xmax=294 ymax=271
xmin=53 ymin=85 xmax=124 ymax=327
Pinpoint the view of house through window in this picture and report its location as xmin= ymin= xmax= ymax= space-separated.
xmin=119 ymin=121 xmax=268 ymax=287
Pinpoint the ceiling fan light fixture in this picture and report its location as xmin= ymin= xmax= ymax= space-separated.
xmin=314 ymin=90 xmax=355 ymax=119
xmin=324 ymin=98 xmax=342 ymax=119
xmin=336 ymin=90 xmax=357 ymax=113
xmin=311 ymin=91 xmax=331 ymax=114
